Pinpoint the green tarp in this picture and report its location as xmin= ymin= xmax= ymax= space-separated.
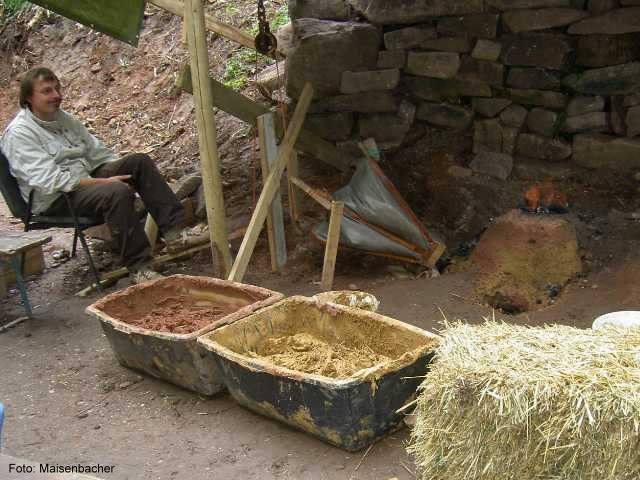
xmin=29 ymin=0 xmax=146 ymax=46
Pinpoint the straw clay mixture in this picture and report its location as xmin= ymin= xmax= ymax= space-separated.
xmin=248 ymin=332 xmax=390 ymax=378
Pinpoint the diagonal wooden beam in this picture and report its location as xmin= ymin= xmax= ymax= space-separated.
xmin=228 ymin=83 xmax=314 ymax=282
xmin=177 ymin=65 xmax=353 ymax=172
xmin=149 ymin=0 xmax=258 ymax=53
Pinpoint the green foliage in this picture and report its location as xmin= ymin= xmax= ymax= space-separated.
xmin=222 ymin=3 xmax=289 ymax=90
xmin=271 ymin=4 xmax=289 ymax=31
xmin=222 ymin=47 xmax=259 ymax=90
xmin=224 ymin=3 xmax=239 ymax=18
xmin=1 ymin=0 xmax=29 ymax=17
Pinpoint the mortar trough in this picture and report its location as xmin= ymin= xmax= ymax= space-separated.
xmin=197 ymin=296 xmax=440 ymax=451
xmin=86 ymin=275 xmax=283 ymax=395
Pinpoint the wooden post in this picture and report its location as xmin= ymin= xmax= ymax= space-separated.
xmin=180 ymin=20 xmax=188 ymax=46
xmin=228 ymin=83 xmax=314 ymax=282
xmin=144 ymin=215 xmax=159 ymax=254
xmin=287 ymin=150 xmax=302 ymax=222
xmin=184 ymin=0 xmax=233 ymax=277
xmin=257 ymin=113 xmax=287 ymax=271
xmin=321 ymin=201 xmax=344 ymax=291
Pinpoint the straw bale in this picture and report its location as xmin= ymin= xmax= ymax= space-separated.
xmin=408 ymin=321 xmax=640 ymax=480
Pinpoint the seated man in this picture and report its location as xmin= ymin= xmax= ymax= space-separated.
xmin=0 ymin=67 xmax=186 ymax=283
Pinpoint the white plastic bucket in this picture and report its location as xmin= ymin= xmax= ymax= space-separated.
xmin=592 ymin=311 xmax=640 ymax=330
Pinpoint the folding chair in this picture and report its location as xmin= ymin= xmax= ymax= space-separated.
xmin=0 ymin=150 xmax=103 ymax=290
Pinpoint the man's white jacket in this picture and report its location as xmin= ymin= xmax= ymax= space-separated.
xmin=1 ymin=108 xmax=117 ymax=213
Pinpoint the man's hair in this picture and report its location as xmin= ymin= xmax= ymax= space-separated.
xmin=19 ymin=67 xmax=59 ymax=109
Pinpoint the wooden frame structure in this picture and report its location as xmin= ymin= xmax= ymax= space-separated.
xmin=59 ymin=0 xmax=444 ymax=294
xmin=69 ymin=0 xmax=355 ymax=295
xmin=228 ymin=83 xmax=314 ymax=282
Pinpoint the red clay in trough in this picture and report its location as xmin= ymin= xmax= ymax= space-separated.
xmin=86 ymin=275 xmax=283 ymax=395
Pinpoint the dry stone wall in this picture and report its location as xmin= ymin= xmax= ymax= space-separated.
xmin=285 ymin=0 xmax=640 ymax=177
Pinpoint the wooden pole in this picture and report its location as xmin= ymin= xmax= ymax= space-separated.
xmin=184 ymin=0 xmax=233 ymax=277
xmin=321 ymin=201 xmax=344 ymax=291
xmin=228 ymin=83 xmax=314 ymax=282
xmin=257 ymin=113 xmax=287 ymax=272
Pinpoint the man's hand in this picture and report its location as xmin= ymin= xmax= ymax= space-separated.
xmin=103 ymin=175 xmax=132 ymax=184
xmin=78 ymin=175 xmax=132 ymax=187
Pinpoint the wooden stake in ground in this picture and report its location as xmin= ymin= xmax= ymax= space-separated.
xmin=257 ymin=112 xmax=287 ymax=272
xmin=321 ymin=201 xmax=344 ymax=291
xmin=144 ymin=215 xmax=158 ymax=254
xmin=184 ymin=0 xmax=233 ymax=277
xmin=228 ymin=83 xmax=314 ymax=283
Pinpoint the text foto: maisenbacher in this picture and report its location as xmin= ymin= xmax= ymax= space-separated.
xmin=41 ymin=464 xmax=115 ymax=474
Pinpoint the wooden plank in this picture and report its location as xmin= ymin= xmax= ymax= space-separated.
xmin=321 ymin=201 xmax=345 ymax=291
xmin=177 ymin=65 xmax=352 ymax=172
xmin=149 ymin=0 xmax=265 ymax=56
xmin=258 ymin=113 xmax=287 ymax=271
xmin=0 ymin=245 xmax=44 ymax=284
xmin=30 ymin=0 xmax=145 ymax=45
xmin=290 ymin=176 xmax=332 ymax=210
xmin=0 ymin=232 xmax=51 ymax=257
xmin=228 ymin=83 xmax=314 ymax=282
xmin=185 ymin=0 xmax=233 ymax=277
xmin=258 ymin=113 xmax=278 ymax=271
xmin=287 ymin=150 xmax=302 ymax=221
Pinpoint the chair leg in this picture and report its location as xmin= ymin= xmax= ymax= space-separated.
xmin=72 ymin=229 xmax=79 ymax=257
xmin=9 ymin=256 xmax=32 ymax=317
xmin=20 ymin=250 xmax=26 ymax=275
xmin=62 ymin=193 xmax=102 ymax=292
xmin=76 ymin=230 xmax=102 ymax=292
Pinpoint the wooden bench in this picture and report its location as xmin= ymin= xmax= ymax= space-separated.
xmin=0 ymin=231 xmax=51 ymax=317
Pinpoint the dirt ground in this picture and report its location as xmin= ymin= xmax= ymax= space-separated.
xmin=2 ymin=193 xmax=640 ymax=479
xmin=1 ymin=3 xmax=640 ymax=479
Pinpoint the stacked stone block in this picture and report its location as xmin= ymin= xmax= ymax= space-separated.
xmin=286 ymin=0 xmax=640 ymax=176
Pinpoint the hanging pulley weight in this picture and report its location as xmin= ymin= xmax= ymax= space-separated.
xmin=254 ymin=0 xmax=277 ymax=56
